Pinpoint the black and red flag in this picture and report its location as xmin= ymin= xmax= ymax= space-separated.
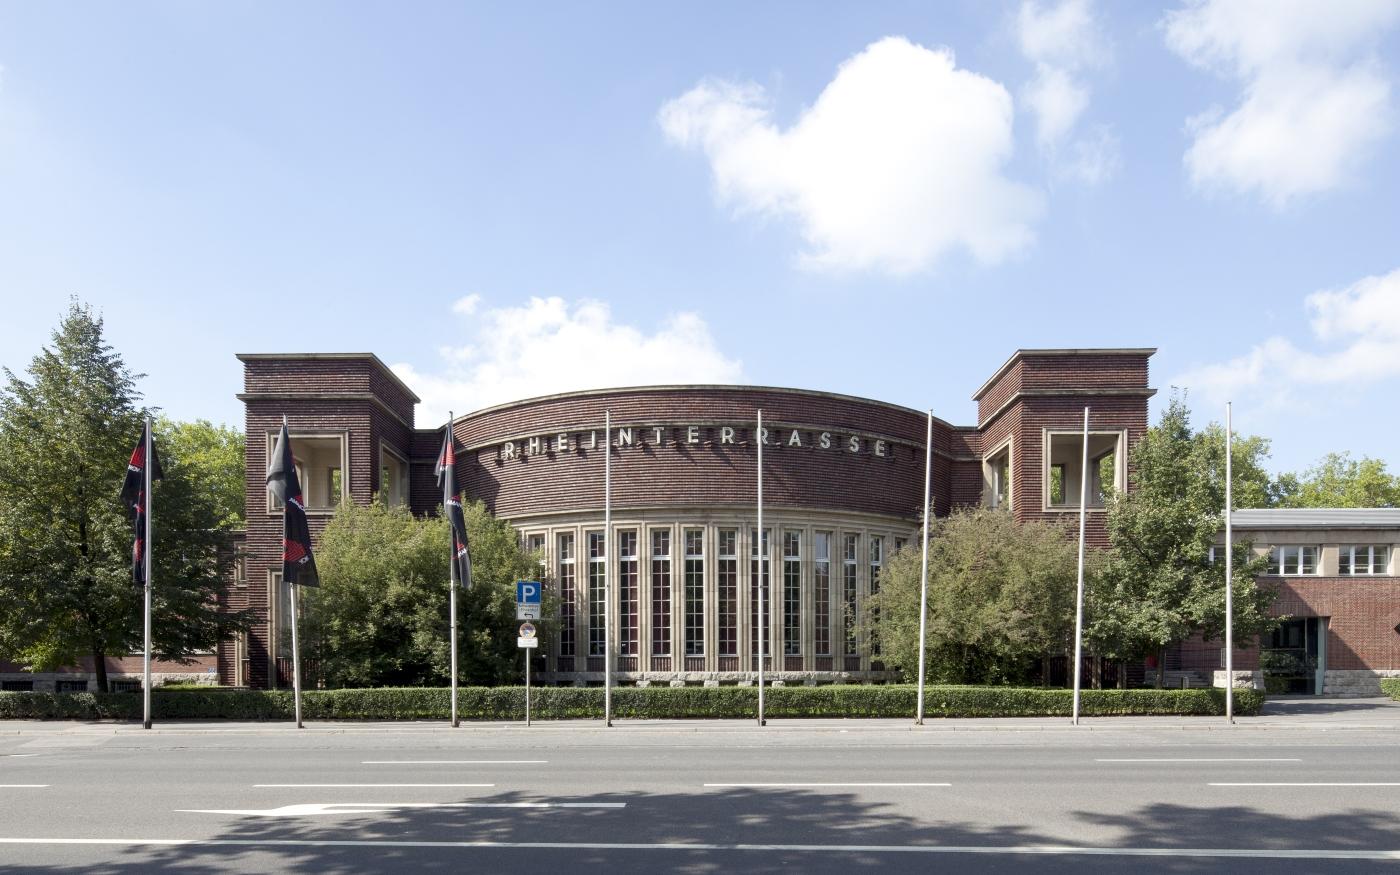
xmin=435 ymin=425 xmax=472 ymax=588
xmin=266 ymin=420 xmax=319 ymax=587
xmin=120 ymin=420 xmax=163 ymax=587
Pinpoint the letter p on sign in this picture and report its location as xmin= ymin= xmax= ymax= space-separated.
xmin=516 ymin=580 xmax=541 ymax=605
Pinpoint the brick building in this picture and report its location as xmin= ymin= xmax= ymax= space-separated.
xmin=8 ymin=345 xmax=1397 ymax=696
xmin=226 ymin=347 xmax=1154 ymax=688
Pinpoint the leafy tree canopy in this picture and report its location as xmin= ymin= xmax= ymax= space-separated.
xmin=1088 ymin=395 xmax=1275 ymax=679
xmin=0 ymin=301 xmax=248 ymax=691
xmin=1274 ymin=452 xmax=1400 ymax=508
xmin=155 ymin=417 xmax=245 ymax=527
xmin=869 ymin=508 xmax=1080 ymax=686
xmin=304 ymin=499 xmax=543 ymax=688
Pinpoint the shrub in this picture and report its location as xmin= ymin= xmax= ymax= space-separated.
xmin=1381 ymin=678 xmax=1400 ymax=702
xmin=0 ymin=685 xmax=1262 ymax=721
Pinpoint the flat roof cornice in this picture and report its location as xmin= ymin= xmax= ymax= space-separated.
xmin=236 ymin=352 xmax=421 ymax=404
xmin=972 ymin=348 xmax=1157 ymax=401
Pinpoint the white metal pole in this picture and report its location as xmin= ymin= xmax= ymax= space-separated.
xmin=1225 ymin=401 xmax=1235 ymax=725
xmin=290 ymin=575 xmax=303 ymax=729
xmin=604 ymin=411 xmax=612 ymax=728
xmin=525 ymin=643 xmax=531 ymax=727
xmin=915 ymin=410 xmax=932 ymax=725
xmin=1071 ymin=407 xmax=1089 ymax=726
xmin=448 ymin=412 xmax=458 ymax=729
xmin=142 ymin=417 xmax=153 ymax=730
xmin=757 ymin=409 xmax=765 ymax=726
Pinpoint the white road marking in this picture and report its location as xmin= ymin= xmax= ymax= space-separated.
xmin=254 ymin=783 xmax=494 ymax=788
xmin=0 ymin=784 xmax=48 ymax=788
xmin=361 ymin=760 xmax=547 ymax=765
xmin=1097 ymin=758 xmax=1302 ymax=763
xmin=702 ymin=783 xmax=951 ymax=788
xmin=2 ymin=838 xmax=1399 ymax=859
xmin=177 ymin=802 xmax=625 ymax=817
xmin=3 ymin=754 xmax=39 ymax=758
xmin=1210 ymin=782 xmax=1400 ymax=787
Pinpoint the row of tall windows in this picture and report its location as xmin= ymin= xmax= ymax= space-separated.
xmin=561 ymin=528 xmax=892 ymax=661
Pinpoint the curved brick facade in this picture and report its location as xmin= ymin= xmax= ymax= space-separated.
xmin=452 ymin=386 xmax=948 ymax=524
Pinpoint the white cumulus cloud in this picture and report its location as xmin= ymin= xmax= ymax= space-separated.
xmin=1173 ymin=267 xmax=1400 ymax=407
xmin=1162 ymin=0 xmax=1400 ymax=207
xmin=393 ymin=297 xmax=744 ymax=425
xmin=658 ymin=36 xmax=1043 ymax=276
xmin=1016 ymin=0 xmax=1109 ymax=147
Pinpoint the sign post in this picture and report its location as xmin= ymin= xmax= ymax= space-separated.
xmin=516 ymin=581 xmax=542 ymax=727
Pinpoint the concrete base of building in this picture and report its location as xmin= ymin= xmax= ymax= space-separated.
xmin=1212 ymin=670 xmax=1265 ymax=691
xmin=0 ymin=671 xmax=218 ymax=693
xmin=1321 ymin=669 xmax=1400 ymax=697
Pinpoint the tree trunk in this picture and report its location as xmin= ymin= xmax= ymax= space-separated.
xmin=92 ymin=647 xmax=108 ymax=693
xmin=1155 ymin=648 xmax=1166 ymax=689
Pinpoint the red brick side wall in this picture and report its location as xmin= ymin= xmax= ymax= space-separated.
xmin=1272 ymin=577 xmax=1400 ymax=671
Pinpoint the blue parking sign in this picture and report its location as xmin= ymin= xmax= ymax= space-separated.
xmin=516 ymin=580 xmax=541 ymax=605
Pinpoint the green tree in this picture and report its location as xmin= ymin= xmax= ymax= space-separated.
xmin=304 ymin=499 xmax=541 ymax=687
xmin=155 ymin=417 xmax=245 ymax=527
xmin=869 ymin=508 xmax=1079 ymax=685
xmin=0 ymin=302 xmax=248 ymax=691
xmin=1088 ymin=396 xmax=1275 ymax=686
xmin=1274 ymin=452 xmax=1400 ymax=508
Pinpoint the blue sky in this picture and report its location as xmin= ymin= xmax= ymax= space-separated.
xmin=1 ymin=1 xmax=1398 ymax=474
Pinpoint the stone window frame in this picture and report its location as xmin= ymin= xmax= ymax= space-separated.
xmin=377 ymin=441 xmax=410 ymax=507
xmin=983 ymin=437 xmax=1014 ymax=511
xmin=264 ymin=429 xmax=349 ymax=516
xmin=1040 ymin=427 xmax=1127 ymax=514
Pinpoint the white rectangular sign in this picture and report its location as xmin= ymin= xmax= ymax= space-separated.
xmin=517 ymin=637 xmax=538 ymax=649
xmin=516 ymin=604 xmax=541 ymax=620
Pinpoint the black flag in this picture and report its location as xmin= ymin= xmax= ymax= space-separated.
xmin=120 ymin=421 xmax=162 ymax=587
xmin=435 ymin=426 xmax=471 ymax=588
xmin=266 ymin=421 xmax=319 ymax=587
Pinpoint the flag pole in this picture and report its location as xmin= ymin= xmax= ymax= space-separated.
xmin=1071 ymin=406 xmax=1089 ymax=726
xmin=1225 ymin=401 xmax=1234 ymax=724
xmin=757 ymin=409 xmax=765 ymax=727
xmin=285 ymin=415 xmax=304 ymax=730
xmin=142 ymin=416 xmax=153 ymax=730
xmin=915 ymin=410 xmax=932 ymax=725
xmin=449 ymin=412 xmax=459 ymax=729
xmin=604 ymin=410 xmax=612 ymax=728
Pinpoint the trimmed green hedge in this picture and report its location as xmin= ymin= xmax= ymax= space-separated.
xmin=0 ymin=684 xmax=1262 ymax=721
xmin=1381 ymin=679 xmax=1400 ymax=701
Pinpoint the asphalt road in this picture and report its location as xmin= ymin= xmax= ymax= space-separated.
xmin=4 ymin=702 xmax=1400 ymax=873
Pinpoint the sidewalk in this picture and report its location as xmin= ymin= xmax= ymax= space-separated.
xmin=3 ymin=697 xmax=1398 ymax=734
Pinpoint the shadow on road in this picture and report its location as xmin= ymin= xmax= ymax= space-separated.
xmin=7 ymin=789 xmax=1400 ymax=873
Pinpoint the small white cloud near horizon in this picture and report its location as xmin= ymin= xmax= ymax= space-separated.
xmin=658 ymin=36 xmax=1043 ymax=276
xmin=1016 ymin=0 xmax=1116 ymax=183
xmin=393 ymin=296 xmax=744 ymax=425
xmin=1172 ymin=266 xmax=1400 ymax=409
xmin=1162 ymin=0 xmax=1400 ymax=207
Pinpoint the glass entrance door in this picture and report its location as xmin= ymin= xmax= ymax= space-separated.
xmin=1263 ymin=618 xmax=1324 ymax=695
